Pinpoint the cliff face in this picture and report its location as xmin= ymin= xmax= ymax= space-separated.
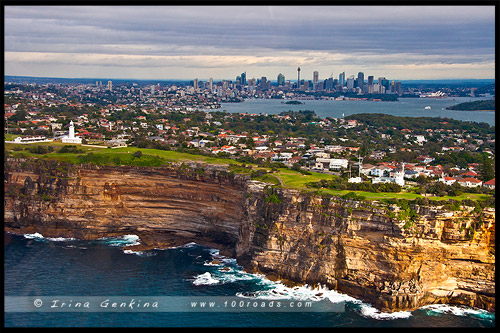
xmin=237 ymin=184 xmax=495 ymax=312
xmin=4 ymin=158 xmax=495 ymax=313
xmin=4 ymin=158 xmax=247 ymax=251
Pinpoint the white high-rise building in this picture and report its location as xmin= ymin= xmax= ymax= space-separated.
xmin=313 ymin=71 xmax=319 ymax=90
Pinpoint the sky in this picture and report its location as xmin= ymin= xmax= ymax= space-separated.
xmin=4 ymin=5 xmax=496 ymax=81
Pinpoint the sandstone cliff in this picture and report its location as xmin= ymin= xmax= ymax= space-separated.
xmin=4 ymin=158 xmax=495 ymax=313
xmin=238 ymin=184 xmax=495 ymax=312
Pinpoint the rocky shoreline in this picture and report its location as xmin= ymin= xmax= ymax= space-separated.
xmin=4 ymin=158 xmax=495 ymax=313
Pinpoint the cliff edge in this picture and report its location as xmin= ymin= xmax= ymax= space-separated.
xmin=4 ymin=158 xmax=495 ymax=312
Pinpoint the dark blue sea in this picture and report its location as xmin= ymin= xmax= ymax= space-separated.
xmin=221 ymin=97 xmax=495 ymax=126
xmin=4 ymin=232 xmax=495 ymax=327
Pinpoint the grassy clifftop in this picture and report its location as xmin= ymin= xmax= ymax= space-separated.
xmin=4 ymin=142 xmax=492 ymax=204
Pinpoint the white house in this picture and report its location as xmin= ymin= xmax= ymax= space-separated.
xmin=370 ymin=165 xmax=394 ymax=177
xmin=440 ymin=176 xmax=457 ymax=186
xmin=372 ymin=164 xmax=405 ymax=186
xmin=360 ymin=164 xmax=375 ymax=175
xmin=272 ymin=152 xmax=293 ymax=162
xmin=314 ymin=158 xmax=348 ymax=170
xmin=415 ymin=135 xmax=426 ymax=144
xmin=458 ymin=177 xmax=482 ymax=188
xmin=12 ymin=136 xmax=53 ymax=144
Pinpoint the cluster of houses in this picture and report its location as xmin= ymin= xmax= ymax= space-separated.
xmin=5 ymin=84 xmax=495 ymax=193
xmin=361 ymin=161 xmax=495 ymax=190
xmin=9 ymin=118 xmax=494 ymax=192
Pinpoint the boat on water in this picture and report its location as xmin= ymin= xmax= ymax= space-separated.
xmin=424 ymin=106 xmax=431 ymax=110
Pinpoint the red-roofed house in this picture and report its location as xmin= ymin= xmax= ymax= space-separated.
xmin=440 ymin=176 xmax=457 ymax=186
xmin=483 ymin=179 xmax=495 ymax=190
xmin=458 ymin=177 xmax=483 ymax=188
xmin=461 ymin=170 xmax=479 ymax=178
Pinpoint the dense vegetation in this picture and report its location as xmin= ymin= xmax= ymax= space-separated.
xmin=345 ymin=113 xmax=494 ymax=134
xmin=446 ymin=99 xmax=495 ymax=111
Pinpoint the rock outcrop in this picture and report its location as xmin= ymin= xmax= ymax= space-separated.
xmin=4 ymin=158 xmax=495 ymax=313
xmin=238 ymin=184 xmax=495 ymax=312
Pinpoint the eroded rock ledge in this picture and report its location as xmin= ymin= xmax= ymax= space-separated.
xmin=4 ymin=158 xmax=495 ymax=313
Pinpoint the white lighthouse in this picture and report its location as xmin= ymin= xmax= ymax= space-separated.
xmin=62 ymin=120 xmax=82 ymax=144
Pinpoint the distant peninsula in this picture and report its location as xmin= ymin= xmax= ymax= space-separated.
xmin=282 ymin=100 xmax=304 ymax=105
xmin=446 ymin=99 xmax=495 ymax=111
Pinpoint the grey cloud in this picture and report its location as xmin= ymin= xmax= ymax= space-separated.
xmin=4 ymin=5 xmax=495 ymax=79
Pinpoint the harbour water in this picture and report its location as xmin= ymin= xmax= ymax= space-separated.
xmin=4 ymin=232 xmax=495 ymax=327
xmin=221 ymin=97 xmax=495 ymax=126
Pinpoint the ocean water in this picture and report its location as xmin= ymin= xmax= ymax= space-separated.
xmin=4 ymin=232 xmax=495 ymax=327
xmin=221 ymin=97 xmax=495 ymax=126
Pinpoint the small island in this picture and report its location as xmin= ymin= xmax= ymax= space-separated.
xmin=446 ymin=99 xmax=495 ymax=111
xmin=282 ymin=100 xmax=304 ymax=105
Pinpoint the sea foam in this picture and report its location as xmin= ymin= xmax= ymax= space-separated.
xmin=98 ymin=234 xmax=141 ymax=247
xmin=23 ymin=233 xmax=75 ymax=242
xmin=196 ymin=245 xmax=416 ymax=320
xmin=193 ymin=272 xmax=220 ymax=286
xmin=420 ymin=304 xmax=495 ymax=320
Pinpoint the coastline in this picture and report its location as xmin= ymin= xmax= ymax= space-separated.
xmin=4 ymin=159 xmax=495 ymax=313
xmin=4 ymin=229 xmax=496 ymax=325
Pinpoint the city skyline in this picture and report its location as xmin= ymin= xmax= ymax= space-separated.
xmin=4 ymin=5 xmax=496 ymax=81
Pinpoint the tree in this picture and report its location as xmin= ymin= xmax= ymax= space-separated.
xmin=8 ymin=110 xmax=28 ymax=122
xmin=479 ymin=153 xmax=495 ymax=181
xmin=133 ymin=150 xmax=143 ymax=158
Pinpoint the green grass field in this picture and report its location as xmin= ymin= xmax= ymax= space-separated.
xmin=4 ymin=140 xmax=492 ymax=203
xmin=271 ymin=168 xmax=489 ymax=202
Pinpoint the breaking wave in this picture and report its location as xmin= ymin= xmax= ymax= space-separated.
xmin=190 ymin=245 xmax=495 ymax=321
xmin=420 ymin=304 xmax=495 ymax=321
xmin=97 ymin=234 xmax=141 ymax=247
xmin=23 ymin=233 xmax=76 ymax=242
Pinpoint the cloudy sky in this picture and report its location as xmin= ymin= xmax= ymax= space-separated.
xmin=4 ymin=5 xmax=495 ymax=81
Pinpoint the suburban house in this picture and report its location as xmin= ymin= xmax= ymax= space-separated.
xmin=360 ymin=164 xmax=375 ymax=176
xmin=271 ymin=152 xmax=293 ymax=162
xmin=483 ymin=179 xmax=495 ymax=190
xmin=370 ymin=164 xmax=395 ymax=177
xmin=457 ymin=177 xmax=483 ymax=188
xmin=404 ymin=169 xmax=420 ymax=179
xmin=12 ymin=135 xmax=53 ymax=144
xmin=314 ymin=158 xmax=349 ymax=171
xmin=440 ymin=176 xmax=457 ymax=186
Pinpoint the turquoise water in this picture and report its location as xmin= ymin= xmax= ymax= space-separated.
xmin=4 ymin=232 xmax=495 ymax=327
xmin=221 ymin=97 xmax=495 ymax=126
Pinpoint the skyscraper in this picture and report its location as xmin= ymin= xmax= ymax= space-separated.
xmin=193 ymin=78 xmax=198 ymax=91
xmin=339 ymin=72 xmax=345 ymax=86
xmin=259 ymin=77 xmax=270 ymax=90
xmin=107 ymin=80 xmax=112 ymax=91
xmin=209 ymin=77 xmax=213 ymax=92
xmin=346 ymin=76 xmax=355 ymax=91
xmin=367 ymin=75 xmax=374 ymax=86
xmin=378 ymin=77 xmax=389 ymax=93
xmin=357 ymin=72 xmax=364 ymax=90
xmin=241 ymin=72 xmax=246 ymax=86
xmin=313 ymin=71 xmax=319 ymax=91
xmin=325 ymin=77 xmax=334 ymax=91
xmin=277 ymin=73 xmax=285 ymax=86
